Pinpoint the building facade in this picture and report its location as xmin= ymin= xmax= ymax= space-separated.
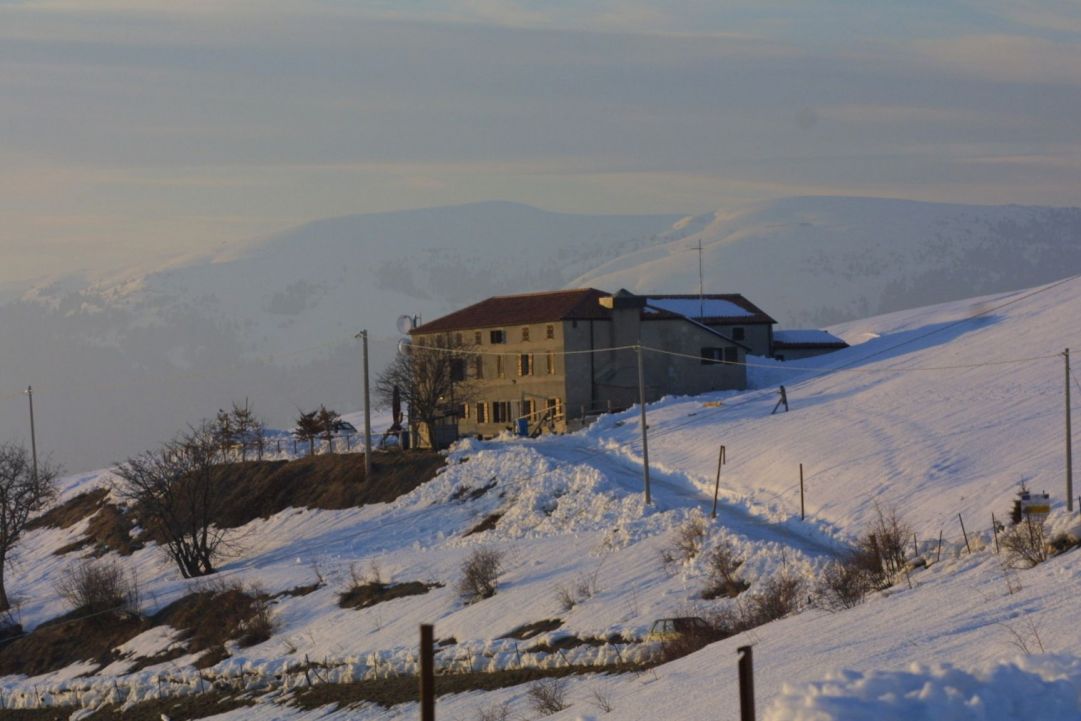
xmin=408 ymin=288 xmax=777 ymax=441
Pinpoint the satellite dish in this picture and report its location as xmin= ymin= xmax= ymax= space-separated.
xmin=396 ymin=315 xmax=414 ymax=334
xmin=397 ymin=337 xmax=413 ymax=355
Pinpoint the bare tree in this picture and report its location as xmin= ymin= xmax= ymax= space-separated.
xmin=376 ymin=338 xmax=476 ymax=447
xmin=0 ymin=443 xmax=58 ymax=611
xmin=113 ymin=424 xmax=229 ymax=578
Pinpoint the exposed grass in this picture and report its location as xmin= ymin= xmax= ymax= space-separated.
xmin=338 ymin=581 xmax=442 ymax=610
xmin=292 ymin=664 xmax=642 ymax=711
xmin=464 ymin=512 xmax=503 ymax=537
xmin=0 ymin=610 xmax=149 ymax=677
xmin=152 ymin=583 xmax=273 ymax=667
xmin=499 ymin=619 xmax=562 ymax=640
xmin=29 ymin=488 xmax=143 ymax=558
xmin=210 ymin=451 xmax=446 ymax=529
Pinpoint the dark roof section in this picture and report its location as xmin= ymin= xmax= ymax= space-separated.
xmin=642 ymin=294 xmax=776 ymax=325
xmin=411 ymin=288 xmax=612 ymax=334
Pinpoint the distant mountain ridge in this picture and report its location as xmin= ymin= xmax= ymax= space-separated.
xmin=572 ymin=196 xmax=1081 ymax=326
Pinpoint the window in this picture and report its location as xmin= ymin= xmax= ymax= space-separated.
xmin=701 ymin=347 xmax=724 ymax=365
xmin=475 ymin=402 xmax=488 ymax=423
xmin=546 ymin=351 xmax=555 ymax=375
xmin=732 ymin=327 xmax=745 ymax=341
xmin=496 ymin=355 xmax=505 ymax=378
xmin=547 ymin=397 xmax=563 ymax=417
xmin=492 ymin=401 xmax=512 ymax=423
xmin=521 ymin=326 xmax=530 ymax=341
xmin=518 ymin=353 xmax=533 ymax=376
xmin=546 ymin=324 xmax=555 ymax=339
xmin=474 ymin=356 xmax=484 ymax=379
xmin=455 ymin=332 xmax=463 ymax=345
xmin=474 ymin=331 xmax=482 ymax=345
xmin=725 ymin=347 xmax=738 ymax=363
xmin=450 ymin=358 xmax=466 ymax=381
xmin=458 ymin=403 xmax=469 ymax=420
xmin=490 ymin=329 xmax=505 ymax=344
xmin=520 ymin=399 xmax=535 ymax=420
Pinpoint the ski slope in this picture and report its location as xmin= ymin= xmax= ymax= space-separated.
xmin=2 ymin=277 xmax=1080 ymax=719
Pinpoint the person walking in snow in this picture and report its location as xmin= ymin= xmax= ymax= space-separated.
xmin=772 ymin=385 xmax=789 ymax=414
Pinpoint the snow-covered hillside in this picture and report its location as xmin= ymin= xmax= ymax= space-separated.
xmin=574 ymin=196 xmax=1081 ymax=327
xmin=2 ymin=277 xmax=1080 ymax=719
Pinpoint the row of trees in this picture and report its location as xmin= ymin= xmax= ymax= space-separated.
xmin=293 ymin=405 xmax=343 ymax=455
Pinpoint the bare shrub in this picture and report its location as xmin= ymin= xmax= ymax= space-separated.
xmin=701 ymin=543 xmax=749 ymax=599
xmin=527 ymin=677 xmax=569 ymax=715
xmin=476 ymin=701 xmax=511 ymax=721
xmin=555 ymin=584 xmax=576 ymax=611
xmin=815 ymin=557 xmax=876 ymax=611
xmin=857 ymin=504 xmax=911 ymax=580
xmin=591 ymin=686 xmax=614 ymax=713
xmin=1001 ymin=517 xmax=1049 ymax=568
xmin=745 ymin=573 xmax=804 ymax=626
xmin=458 ymin=547 xmax=503 ymax=603
xmin=238 ymin=587 xmax=276 ymax=647
xmin=54 ymin=559 xmax=139 ymax=617
xmin=0 ymin=442 xmax=59 ymax=610
xmin=673 ymin=515 xmax=709 ymax=563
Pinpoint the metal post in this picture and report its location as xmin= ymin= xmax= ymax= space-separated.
xmin=958 ymin=513 xmax=971 ymax=554
xmin=25 ymin=386 xmax=37 ymax=482
xmin=420 ymin=624 xmax=434 ymax=721
xmin=799 ymin=463 xmax=805 ymax=520
xmin=356 ymin=331 xmax=373 ymax=480
xmin=636 ymin=344 xmax=651 ymax=505
xmin=1066 ymin=349 xmax=1073 ymax=512
xmin=711 ymin=445 xmax=726 ymax=519
xmin=738 ymin=645 xmax=755 ymax=721
xmin=992 ymin=513 xmax=1000 ymax=554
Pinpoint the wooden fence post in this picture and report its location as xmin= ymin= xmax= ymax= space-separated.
xmin=799 ymin=464 xmax=805 ymax=520
xmin=958 ymin=513 xmax=971 ymax=554
xmin=738 ymin=646 xmax=755 ymax=721
xmin=420 ymin=624 xmax=435 ymax=721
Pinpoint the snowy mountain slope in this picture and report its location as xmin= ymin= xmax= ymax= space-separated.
xmin=0 ymin=202 xmax=680 ymax=471
xmin=572 ymin=196 xmax=1081 ymax=327
xmin=2 ymin=280 xmax=1080 ymax=718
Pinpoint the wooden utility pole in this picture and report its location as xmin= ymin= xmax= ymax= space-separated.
xmin=1066 ymin=349 xmax=1074 ymax=512
xmin=420 ymin=624 xmax=434 ymax=721
xmin=711 ymin=445 xmax=726 ymax=518
xmin=636 ymin=344 xmax=651 ymax=505
xmin=356 ymin=331 xmax=373 ymax=480
xmin=25 ymin=386 xmax=37 ymax=483
xmin=799 ymin=463 xmax=805 ymax=520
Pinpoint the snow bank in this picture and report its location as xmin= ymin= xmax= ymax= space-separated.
xmin=766 ymin=656 xmax=1081 ymax=721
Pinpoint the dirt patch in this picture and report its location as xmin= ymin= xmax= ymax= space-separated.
xmin=29 ymin=488 xmax=142 ymax=559
xmin=274 ymin=582 xmax=323 ymax=599
xmin=0 ymin=610 xmax=149 ymax=677
xmin=27 ymin=489 xmax=109 ymax=531
xmin=499 ymin=619 xmax=562 ymax=640
xmin=152 ymin=585 xmax=270 ymax=668
xmin=210 ymin=451 xmax=445 ymax=529
xmin=0 ymin=710 xmax=77 ymax=720
xmin=450 ymin=479 xmax=497 ymax=502
xmin=338 ymin=581 xmax=441 ymax=610
xmin=464 ymin=512 xmax=503 ymax=537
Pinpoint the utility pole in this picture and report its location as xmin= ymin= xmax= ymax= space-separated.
xmin=696 ymin=239 xmax=704 ymax=319
xmin=711 ymin=445 xmax=726 ymax=518
xmin=356 ymin=331 xmax=372 ymax=480
xmin=1067 ymin=348 xmax=1074 ymax=512
xmin=25 ymin=386 xmax=37 ymax=482
xmin=636 ymin=343 xmax=651 ymax=504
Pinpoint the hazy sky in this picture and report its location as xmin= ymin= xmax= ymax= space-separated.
xmin=4 ymin=0 xmax=1081 ymax=284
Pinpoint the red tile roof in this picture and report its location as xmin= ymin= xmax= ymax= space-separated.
xmin=411 ymin=289 xmax=612 ymax=334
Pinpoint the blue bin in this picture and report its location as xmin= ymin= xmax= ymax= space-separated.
xmin=517 ymin=418 xmax=529 ymax=436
